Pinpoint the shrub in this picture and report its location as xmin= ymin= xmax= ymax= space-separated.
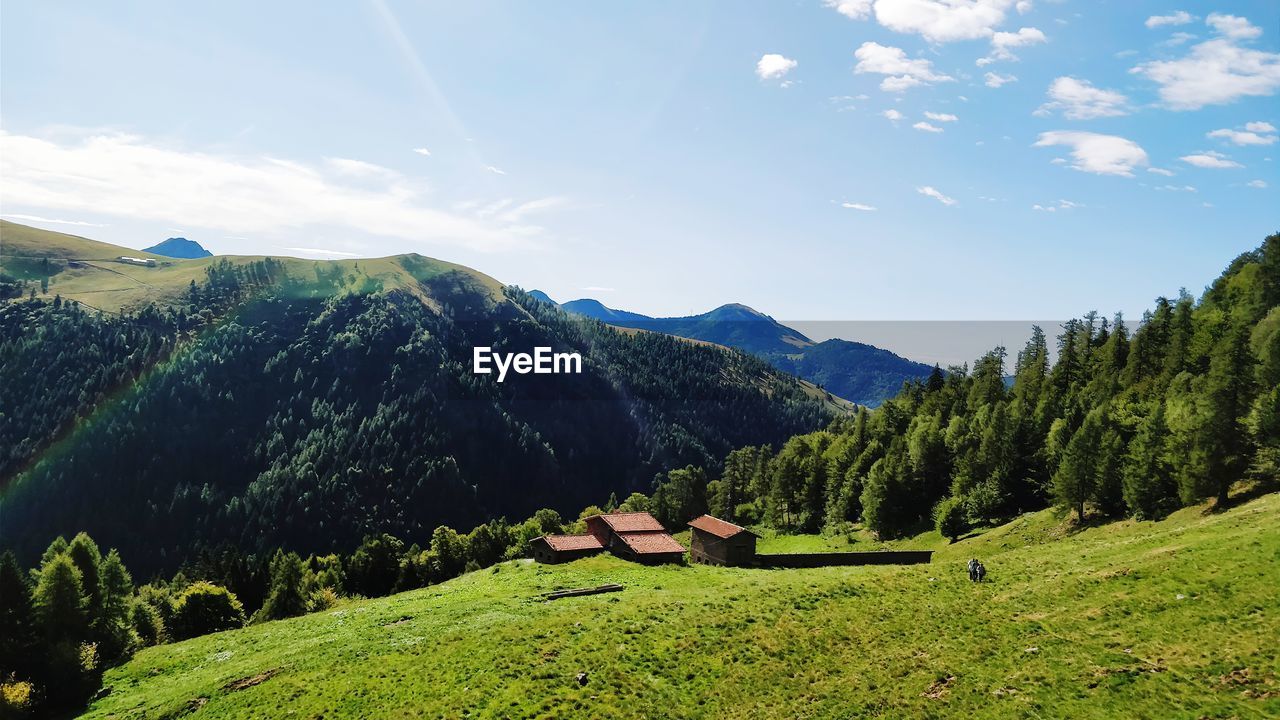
xmin=170 ymin=582 xmax=245 ymax=640
xmin=308 ymin=587 xmax=340 ymax=613
xmin=934 ymin=496 xmax=967 ymax=542
xmin=130 ymin=600 xmax=165 ymax=646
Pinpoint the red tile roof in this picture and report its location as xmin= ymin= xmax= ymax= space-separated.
xmin=540 ymin=534 xmax=604 ymax=552
xmin=617 ymin=531 xmax=686 ymax=555
xmin=687 ymin=514 xmax=755 ymax=539
xmin=593 ymin=511 xmax=666 ymax=533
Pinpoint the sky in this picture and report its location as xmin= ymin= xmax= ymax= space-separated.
xmin=2 ymin=0 xmax=1278 ymax=335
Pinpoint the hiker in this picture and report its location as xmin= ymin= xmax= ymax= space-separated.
xmin=967 ymin=558 xmax=986 ymax=582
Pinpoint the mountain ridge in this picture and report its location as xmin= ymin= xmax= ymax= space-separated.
xmin=534 ymin=291 xmax=935 ymax=406
xmin=0 ymin=221 xmax=837 ymax=573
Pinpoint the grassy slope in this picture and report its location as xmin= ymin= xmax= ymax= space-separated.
xmin=85 ymin=493 xmax=1279 ymax=719
xmin=0 ymin=220 xmax=503 ymax=313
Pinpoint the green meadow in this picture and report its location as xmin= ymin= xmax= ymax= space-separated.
xmin=83 ymin=491 xmax=1279 ymax=719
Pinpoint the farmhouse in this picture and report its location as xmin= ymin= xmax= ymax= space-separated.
xmin=584 ymin=511 xmax=685 ymax=564
xmin=687 ymin=514 xmax=758 ymax=566
xmin=116 ymin=256 xmax=157 ymax=267
xmin=528 ymin=533 xmax=604 ymax=564
xmin=531 ymin=511 xmax=685 ymax=565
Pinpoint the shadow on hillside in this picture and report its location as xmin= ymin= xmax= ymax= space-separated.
xmin=1207 ymin=479 xmax=1280 ymax=514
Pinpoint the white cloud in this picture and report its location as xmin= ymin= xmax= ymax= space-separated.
xmin=1180 ymin=151 xmax=1243 ymax=169
xmin=840 ymin=202 xmax=878 ymax=211
xmin=978 ymin=26 xmax=1046 ymax=65
xmin=1145 ymin=11 xmax=1194 ymax=29
xmin=924 ymin=111 xmax=959 ymax=122
xmin=916 ymin=185 xmax=957 ymax=206
xmin=1247 ymin=179 xmax=1268 ymax=188
xmin=1154 ymin=185 xmax=1197 ymax=192
xmin=582 ymin=286 xmax=616 ymax=292
xmin=913 ymin=121 xmax=945 ymax=133
xmin=1035 ymin=76 xmax=1130 ymax=119
xmin=412 ymin=147 xmax=432 ymax=156
xmin=1162 ymin=32 xmax=1196 ymax=47
xmin=873 ymin=0 xmax=1018 ymax=43
xmin=1 ymin=213 xmax=107 ymax=227
xmin=984 ymin=71 xmax=1017 ymax=88
xmin=855 ymin=42 xmax=954 ymax=93
xmin=0 ymin=130 xmax=556 ymax=252
xmin=1034 ymin=131 xmax=1149 ymax=176
xmin=1016 ymin=1 xmax=1032 ymax=14
xmin=280 ymin=247 xmax=362 ymax=257
xmin=485 ymin=165 xmax=507 ymax=175
xmin=325 ymin=157 xmax=398 ymax=178
xmin=1132 ymin=17 xmax=1280 ymax=110
xmin=881 ymin=75 xmax=923 ymax=92
xmin=1207 ymin=123 xmax=1278 ymax=146
xmin=1147 ymin=167 xmax=1176 ymax=176
xmin=1206 ymin=13 xmax=1262 ymax=40
xmin=883 ymin=109 xmax=906 ymax=121
xmin=756 ymin=53 xmax=798 ymax=80
xmin=824 ymin=0 xmax=872 ymax=20
xmin=1032 ymin=199 xmax=1083 ymax=212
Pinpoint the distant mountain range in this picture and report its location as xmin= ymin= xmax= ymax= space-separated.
xmin=143 ymin=237 xmax=212 ymax=259
xmin=531 ymin=292 xmax=936 ymax=406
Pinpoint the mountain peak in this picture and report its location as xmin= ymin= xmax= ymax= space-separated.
xmin=143 ymin=237 xmax=212 ymax=259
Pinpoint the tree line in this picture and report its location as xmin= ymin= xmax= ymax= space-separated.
xmin=0 ymin=503 xmax=606 ymax=716
xmin=642 ymin=234 xmax=1279 ymax=539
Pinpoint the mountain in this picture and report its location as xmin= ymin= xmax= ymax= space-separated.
xmin=0 ymin=222 xmax=837 ymax=574
xmin=560 ymin=297 xmax=655 ymax=325
xmin=545 ymin=294 xmax=935 ymax=406
xmin=143 ymin=236 xmax=213 ymax=258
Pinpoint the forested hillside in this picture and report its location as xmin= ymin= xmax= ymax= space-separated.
xmin=0 ymin=224 xmax=831 ymax=575
xmin=644 ymin=234 xmax=1280 ymax=537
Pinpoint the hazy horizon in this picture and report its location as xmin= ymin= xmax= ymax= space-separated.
xmin=2 ymin=1 xmax=1278 ymax=325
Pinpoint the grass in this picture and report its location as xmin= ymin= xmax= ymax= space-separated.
xmin=0 ymin=220 xmax=503 ymax=314
xmin=83 ymin=492 xmax=1279 ymax=719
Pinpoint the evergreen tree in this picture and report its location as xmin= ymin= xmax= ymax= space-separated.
xmin=96 ymin=550 xmax=137 ymax=663
xmin=1123 ymin=404 xmax=1178 ymax=519
xmin=0 ymin=551 xmax=37 ymax=680
xmin=33 ymin=554 xmax=88 ymax=645
xmin=1053 ymin=412 xmax=1103 ymax=522
xmin=258 ymin=550 xmax=309 ymax=621
xmin=65 ymin=533 xmax=103 ymax=629
xmin=1200 ymin=324 xmax=1257 ymax=506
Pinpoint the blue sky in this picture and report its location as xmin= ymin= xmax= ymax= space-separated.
xmin=2 ymin=0 xmax=1278 ymax=329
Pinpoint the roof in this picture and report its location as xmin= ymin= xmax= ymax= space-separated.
xmin=687 ymin=515 xmax=756 ymax=539
xmin=538 ymin=534 xmax=605 ymax=552
xmin=616 ymin=531 xmax=686 ymax=555
xmin=590 ymin=511 xmax=666 ymax=533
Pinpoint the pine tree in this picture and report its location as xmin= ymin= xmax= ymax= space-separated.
xmin=33 ymin=554 xmax=88 ymax=646
xmin=1201 ymin=324 xmax=1257 ymax=506
xmin=1123 ymin=403 xmax=1177 ymax=519
xmin=0 ymin=551 xmax=38 ymax=679
xmin=65 ymin=533 xmax=103 ymax=629
xmin=96 ymin=550 xmax=137 ymax=663
xmin=1053 ymin=412 xmax=1102 ymax=522
xmin=258 ymin=550 xmax=308 ymax=621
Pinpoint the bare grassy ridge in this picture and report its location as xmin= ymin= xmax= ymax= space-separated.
xmin=0 ymin=220 xmax=504 ymax=313
xmin=84 ymin=492 xmax=1279 ymax=719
